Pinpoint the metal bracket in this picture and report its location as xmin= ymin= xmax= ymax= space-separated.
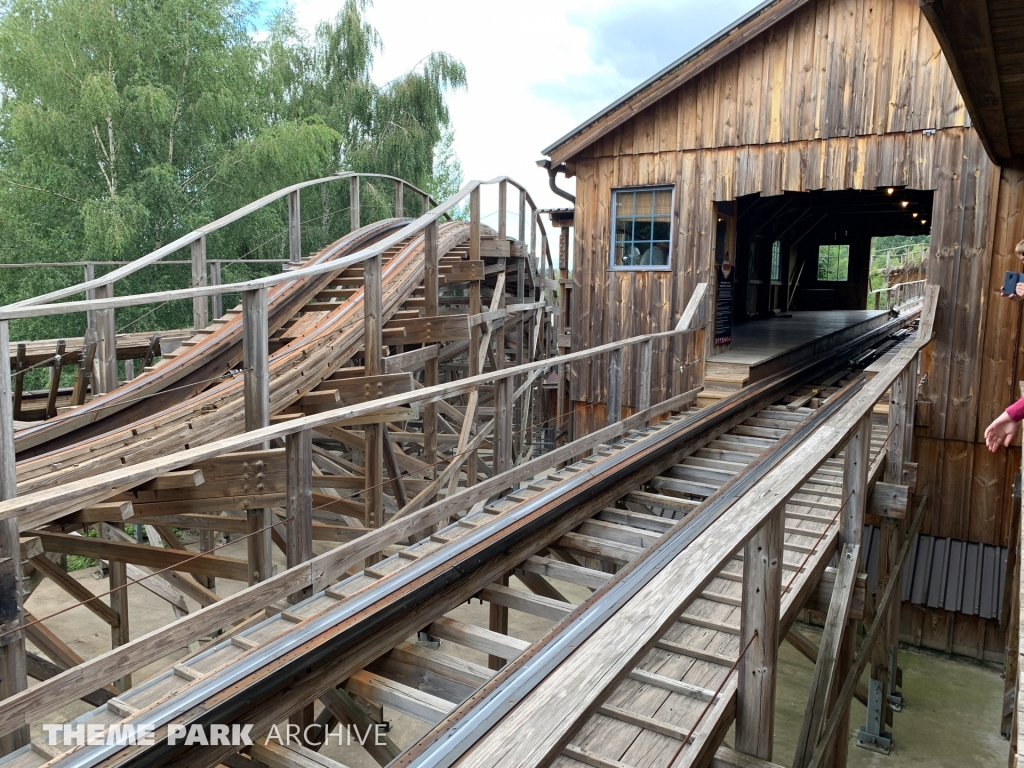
xmin=886 ymin=645 xmax=903 ymax=712
xmin=416 ymin=631 xmax=440 ymax=649
xmin=857 ymin=679 xmax=893 ymax=754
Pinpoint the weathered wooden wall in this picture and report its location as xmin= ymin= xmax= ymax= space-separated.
xmin=565 ymin=0 xmax=1023 ymax=654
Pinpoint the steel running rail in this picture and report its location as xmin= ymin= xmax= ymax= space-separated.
xmin=47 ymin=311 xmax=912 ymax=768
xmin=400 ymin=380 xmax=863 ymax=768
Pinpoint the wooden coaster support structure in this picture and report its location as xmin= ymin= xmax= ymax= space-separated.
xmin=0 ymin=173 xmax=561 ymax=760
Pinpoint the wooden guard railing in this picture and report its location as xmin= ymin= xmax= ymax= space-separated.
xmin=437 ymin=287 xmax=937 ymax=768
xmin=0 ymin=280 xmax=710 ymax=736
xmin=869 ymin=278 xmax=927 ymax=311
xmin=0 ymin=172 xmax=564 ymax=747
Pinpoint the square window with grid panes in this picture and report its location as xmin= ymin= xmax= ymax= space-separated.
xmin=818 ymin=244 xmax=849 ymax=281
xmin=611 ymin=187 xmax=673 ymax=269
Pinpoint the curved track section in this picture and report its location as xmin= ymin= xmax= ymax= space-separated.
xmin=14 ymin=220 xmax=472 ymax=491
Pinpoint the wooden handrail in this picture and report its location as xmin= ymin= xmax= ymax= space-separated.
xmin=0 ymin=287 xmax=705 ymax=530
xmin=0 ymin=174 xmax=557 ymax=321
xmin=6 ymin=173 xmax=436 ymax=311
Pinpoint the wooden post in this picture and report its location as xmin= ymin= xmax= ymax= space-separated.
xmin=637 ymin=339 xmax=653 ymax=415
xmin=736 ymin=503 xmax=784 ymax=760
xmin=198 ymin=529 xmax=215 ymax=591
xmin=494 ymin=374 xmax=513 ymax=476
xmin=288 ymin=190 xmax=302 ymax=266
xmin=242 ymin=287 xmax=272 ymax=584
xmin=793 ymin=544 xmax=860 ymax=768
xmin=84 ymin=263 xmax=96 ymax=336
xmin=285 ymin=427 xmax=312 ymax=753
xmin=286 ymin=429 xmax=313 ymax=604
xmin=423 ymin=221 xmax=439 ymax=492
xmin=102 ymin=523 xmax=130 ymax=691
xmin=210 ymin=261 xmax=223 ymax=321
xmin=830 ymin=414 xmax=870 ymax=766
xmin=12 ymin=345 xmax=25 ymax=421
xmin=467 ymin=186 xmax=482 ymax=487
xmin=488 ymin=573 xmax=510 ymax=671
xmin=422 ymin=192 xmax=430 ymax=215
xmin=191 ymin=235 xmax=209 ymax=331
xmin=350 ymin=176 xmax=360 ymax=232
xmin=92 ymin=282 xmax=118 ymax=395
xmin=606 ymin=347 xmax=623 ymax=426
xmin=0 ymin=320 xmax=29 ymax=753
xmin=862 ymin=356 xmax=917 ymax=750
xmin=530 ymin=210 xmax=538 ymax=264
xmin=498 ymin=180 xmax=507 ymax=241
xmin=843 ymin=415 xmax=872 ymax=547
xmin=394 ymin=179 xmax=404 ymax=218
xmin=364 ymin=252 xmax=384 ymax=543
xmin=518 ymin=189 xmax=527 ymax=244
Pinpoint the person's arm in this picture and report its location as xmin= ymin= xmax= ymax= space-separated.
xmin=1008 ymin=398 xmax=1024 ymax=422
xmin=986 ymin=399 xmax=1024 ymax=451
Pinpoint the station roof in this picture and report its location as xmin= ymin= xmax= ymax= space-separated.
xmin=920 ymin=0 xmax=1024 ymax=165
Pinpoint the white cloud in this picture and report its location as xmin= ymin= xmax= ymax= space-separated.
xmin=287 ymin=0 xmax=763 ymax=219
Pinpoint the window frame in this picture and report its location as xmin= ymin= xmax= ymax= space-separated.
xmin=770 ymin=240 xmax=782 ymax=284
xmin=817 ymin=243 xmax=850 ymax=282
xmin=609 ymin=185 xmax=676 ymax=272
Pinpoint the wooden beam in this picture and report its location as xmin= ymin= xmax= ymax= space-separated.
xmin=191 ymin=236 xmax=208 ymax=330
xmin=488 ymin=574 xmax=510 ymax=671
xmin=364 ymin=252 xmax=384 ymax=545
xmin=713 ymin=745 xmax=787 ymax=768
xmin=807 ymin=499 xmax=927 ymax=768
xmin=346 ymin=670 xmax=452 ymax=725
xmin=92 ymin=283 xmax=118 ymax=394
xmin=0 ymin=320 xmax=28 ymax=753
xmin=250 ymin=740 xmax=350 ymax=768
xmin=606 ymin=347 xmax=623 ymax=426
xmin=286 ymin=429 xmax=313 ymax=604
xmin=288 ymin=189 xmax=302 ymax=265
xmin=102 ymin=523 xmax=130 ymax=691
xmin=319 ymin=686 xmax=400 ymax=766
xmin=350 ymin=176 xmax=360 ymax=231
xmin=30 ymin=530 xmax=248 ymax=581
xmin=24 ymin=652 xmax=115 ymax=706
xmin=27 ymin=555 xmax=120 ymax=627
xmin=243 ymin=286 xmax=272 ymax=585
xmin=792 ymin=544 xmax=860 ymax=768
xmin=736 ymin=503 xmax=784 ymax=761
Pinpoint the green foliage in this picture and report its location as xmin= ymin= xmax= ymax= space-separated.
xmin=0 ymin=0 xmax=465 ymax=343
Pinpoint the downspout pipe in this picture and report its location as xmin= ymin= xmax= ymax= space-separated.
xmin=536 ymin=159 xmax=576 ymax=204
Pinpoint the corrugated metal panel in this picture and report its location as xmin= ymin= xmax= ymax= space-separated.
xmin=861 ymin=526 xmax=1006 ymax=620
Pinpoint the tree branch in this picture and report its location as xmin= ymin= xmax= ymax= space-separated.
xmin=0 ymin=178 xmax=81 ymax=204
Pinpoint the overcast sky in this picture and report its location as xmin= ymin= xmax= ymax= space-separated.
xmin=285 ymin=0 xmax=764 ymax=216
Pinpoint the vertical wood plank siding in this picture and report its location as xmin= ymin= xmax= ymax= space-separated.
xmin=565 ymin=0 xmax=1024 ymax=565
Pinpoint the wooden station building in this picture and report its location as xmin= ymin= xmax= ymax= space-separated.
xmin=544 ymin=0 xmax=1024 ymax=661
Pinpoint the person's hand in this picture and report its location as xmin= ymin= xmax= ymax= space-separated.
xmin=1015 ymin=282 xmax=1024 ymax=298
xmin=985 ymin=411 xmax=1019 ymax=451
